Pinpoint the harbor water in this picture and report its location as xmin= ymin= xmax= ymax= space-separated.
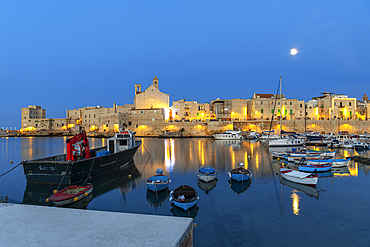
xmin=1 ymin=137 xmax=370 ymax=246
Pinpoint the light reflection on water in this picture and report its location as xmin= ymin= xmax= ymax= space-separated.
xmin=1 ymin=137 xmax=370 ymax=246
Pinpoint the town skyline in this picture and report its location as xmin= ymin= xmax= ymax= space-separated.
xmin=1 ymin=1 xmax=369 ymax=128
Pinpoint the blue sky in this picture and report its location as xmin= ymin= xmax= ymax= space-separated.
xmin=1 ymin=1 xmax=369 ymax=128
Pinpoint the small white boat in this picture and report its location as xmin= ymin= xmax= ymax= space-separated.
xmin=280 ymin=168 xmax=318 ymax=186
xmin=213 ymin=130 xmax=244 ymax=140
xmin=268 ymin=138 xmax=305 ymax=147
xmin=197 ymin=166 xmax=217 ymax=182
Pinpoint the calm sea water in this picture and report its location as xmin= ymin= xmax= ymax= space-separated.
xmin=1 ymin=137 xmax=370 ymax=246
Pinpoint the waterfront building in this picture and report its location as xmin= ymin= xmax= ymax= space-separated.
xmin=172 ymin=99 xmax=211 ymax=121
xmin=247 ymin=93 xmax=305 ymax=120
xmin=313 ymin=92 xmax=356 ymax=120
xmin=21 ymin=105 xmax=46 ymax=130
xmin=66 ymin=102 xmax=133 ymax=132
xmin=211 ymin=98 xmax=249 ymax=121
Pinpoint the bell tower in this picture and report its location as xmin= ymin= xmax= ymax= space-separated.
xmin=153 ymin=76 xmax=159 ymax=89
xmin=135 ymin=84 xmax=141 ymax=96
xmin=363 ymin=93 xmax=368 ymax=103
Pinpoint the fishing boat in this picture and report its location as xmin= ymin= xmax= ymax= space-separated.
xmin=213 ymin=130 xmax=244 ymax=140
xmin=169 ymin=185 xmax=198 ymax=211
xmin=47 ymin=184 xmax=93 ymax=206
xmin=197 ymin=166 xmax=217 ymax=182
xmin=197 ymin=178 xmax=217 ymax=194
xmin=228 ymin=163 xmax=252 ymax=182
xmin=146 ymin=168 xmax=170 ymax=192
xmin=280 ymin=168 xmax=318 ymax=186
xmin=22 ymin=129 xmax=142 ymax=185
xmin=298 ymin=164 xmax=332 ymax=172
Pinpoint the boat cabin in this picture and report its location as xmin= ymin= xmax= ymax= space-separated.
xmin=107 ymin=130 xmax=136 ymax=154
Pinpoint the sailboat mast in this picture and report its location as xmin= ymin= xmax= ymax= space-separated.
xmin=280 ymin=76 xmax=282 ymax=136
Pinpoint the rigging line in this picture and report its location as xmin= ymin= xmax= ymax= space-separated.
xmin=268 ymin=80 xmax=281 ymax=136
xmin=267 ymin=152 xmax=283 ymax=216
xmin=317 ymin=185 xmax=370 ymax=207
xmin=0 ymin=162 xmax=22 ymax=178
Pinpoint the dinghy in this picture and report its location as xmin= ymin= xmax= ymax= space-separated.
xmin=280 ymin=168 xmax=318 ymax=186
xmin=146 ymin=169 xmax=170 ymax=192
xmin=197 ymin=166 xmax=217 ymax=182
xmin=47 ymin=184 xmax=93 ymax=206
xmin=228 ymin=163 xmax=252 ymax=182
xmin=298 ymin=164 xmax=332 ymax=172
xmin=169 ymin=185 xmax=198 ymax=211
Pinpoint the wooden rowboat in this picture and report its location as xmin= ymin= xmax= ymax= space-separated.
xmin=48 ymin=185 xmax=93 ymax=206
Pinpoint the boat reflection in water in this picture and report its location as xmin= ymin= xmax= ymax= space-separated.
xmin=280 ymin=178 xmax=319 ymax=198
xmin=146 ymin=188 xmax=170 ymax=209
xmin=171 ymin=204 xmax=199 ymax=218
xmin=214 ymin=140 xmax=242 ymax=147
xmin=23 ymin=161 xmax=141 ymax=209
xmin=197 ymin=178 xmax=217 ymax=194
xmin=332 ymin=167 xmax=351 ymax=177
xmin=228 ymin=179 xmax=251 ymax=195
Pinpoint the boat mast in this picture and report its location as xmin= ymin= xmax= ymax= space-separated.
xmin=280 ymin=76 xmax=282 ymax=137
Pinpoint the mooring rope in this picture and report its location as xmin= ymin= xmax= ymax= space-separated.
xmin=0 ymin=162 xmax=22 ymax=178
xmin=317 ymin=185 xmax=370 ymax=207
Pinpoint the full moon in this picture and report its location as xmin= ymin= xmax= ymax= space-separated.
xmin=290 ymin=48 xmax=298 ymax=55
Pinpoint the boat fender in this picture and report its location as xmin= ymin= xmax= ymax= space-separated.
xmin=46 ymin=198 xmax=50 ymax=203
xmin=10 ymin=161 xmax=13 ymax=164
xmin=73 ymin=197 xmax=78 ymax=202
xmin=128 ymin=174 xmax=132 ymax=179
xmin=169 ymin=180 xmax=171 ymax=183
xmin=169 ymin=197 xmax=173 ymax=202
xmin=53 ymin=190 xmax=58 ymax=194
xmin=84 ymin=192 xmax=88 ymax=196
xmin=227 ymin=172 xmax=231 ymax=178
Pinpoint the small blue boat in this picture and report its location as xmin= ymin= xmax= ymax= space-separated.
xmin=228 ymin=163 xmax=252 ymax=182
xmin=146 ymin=169 xmax=170 ymax=192
xmin=169 ymin=185 xmax=198 ymax=211
xmin=197 ymin=166 xmax=217 ymax=182
xmin=299 ymin=164 xmax=332 ymax=173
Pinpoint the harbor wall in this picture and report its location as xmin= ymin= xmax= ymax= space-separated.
xmin=134 ymin=119 xmax=370 ymax=136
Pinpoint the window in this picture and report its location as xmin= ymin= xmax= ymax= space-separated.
xmin=94 ymin=114 xmax=95 ymax=118
xmin=152 ymin=119 xmax=155 ymax=121
xmin=128 ymin=122 xmax=132 ymax=126
xmin=278 ymin=109 xmax=280 ymax=113
xmin=285 ymin=109 xmax=287 ymax=115
xmin=285 ymin=102 xmax=287 ymax=105
xmin=350 ymin=111 xmax=352 ymax=116
xmin=290 ymin=109 xmax=293 ymax=115
xmin=140 ymin=111 xmax=144 ymax=114
xmin=271 ymin=109 xmax=274 ymax=113
xmin=154 ymin=110 xmax=156 ymax=113
xmin=349 ymin=102 xmax=352 ymax=106
xmin=290 ymin=102 xmax=292 ymax=105
xmin=261 ymin=101 xmax=263 ymax=105
xmin=197 ymin=113 xmax=199 ymax=116
xmin=261 ymin=109 xmax=264 ymax=114
xmin=300 ymin=104 xmax=302 ymax=108
xmin=340 ymin=102 xmax=343 ymax=107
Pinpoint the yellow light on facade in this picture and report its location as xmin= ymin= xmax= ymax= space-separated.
xmin=344 ymin=108 xmax=347 ymax=117
xmin=255 ymin=111 xmax=258 ymax=114
xmin=114 ymin=124 xmax=119 ymax=131
xmin=244 ymin=107 xmax=247 ymax=116
xmin=315 ymin=108 xmax=319 ymax=115
xmin=141 ymin=125 xmax=145 ymax=128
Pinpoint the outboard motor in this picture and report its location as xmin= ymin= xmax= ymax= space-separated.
xmin=156 ymin=168 xmax=164 ymax=175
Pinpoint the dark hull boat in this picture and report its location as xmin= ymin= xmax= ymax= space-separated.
xmin=22 ymin=130 xmax=141 ymax=185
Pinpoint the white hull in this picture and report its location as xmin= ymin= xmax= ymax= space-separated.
xmin=332 ymin=159 xmax=350 ymax=168
xmin=269 ymin=138 xmax=305 ymax=147
xmin=280 ymin=168 xmax=318 ymax=186
xmin=197 ymin=174 xmax=216 ymax=182
xmin=213 ymin=135 xmax=243 ymax=140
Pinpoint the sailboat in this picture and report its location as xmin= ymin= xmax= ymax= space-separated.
xmin=268 ymin=76 xmax=305 ymax=147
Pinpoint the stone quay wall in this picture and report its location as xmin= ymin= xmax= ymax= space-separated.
xmin=135 ymin=119 xmax=370 ymax=136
